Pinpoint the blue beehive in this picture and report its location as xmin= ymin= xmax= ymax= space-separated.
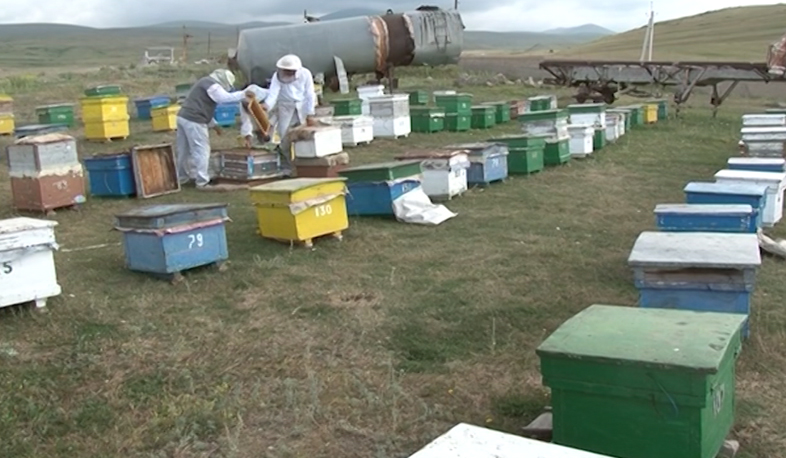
xmin=727 ymin=157 xmax=786 ymax=173
xmin=114 ymin=203 xmax=230 ymax=281
xmin=628 ymin=231 xmax=761 ymax=337
xmin=654 ymin=204 xmax=757 ymax=233
xmin=345 ymin=180 xmax=421 ymax=216
xmin=683 ymin=182 xmax=768 ymax=229
xmin=84 ymin=153 xmax=136 ymax=197
xmin=443 ymin=142 xmax=509 ymax=186
xmin=214 ymin=103 xmax=240 ymax=127
xmin=134 ymin=96 xmax=171 ymax=120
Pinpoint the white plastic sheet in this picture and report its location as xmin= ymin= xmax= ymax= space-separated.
xmin=391 ymin=186 xmax=456 ymax=225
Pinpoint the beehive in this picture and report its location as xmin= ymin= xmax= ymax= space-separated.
xmin=727 ymin=157 xmax=786 ymax=173
xmin=329 ymin=115 xmax=374 ymax=146
xmin=85 ymin=85 xmax=121 ymax=97
xmin=684 ymin=182 xmax=768 ymax=229
xmin=713 ymin=169 xmax=786 ymax=227
xmin=567 ymin=124 xmax=594 ymax=158
xmin=444 ymin=113 xmax=471 ymax=132
xmin=0 ymin=114 xmax=14 ymax=136
xmin=646 ymin=98 xmax=669 ymax=120
xmin=739 ymin=126 xmax=786 ymax=157
xmin=80 ymin=96 xmax=130 ymax=141
xmin=293 ymin=125 xmax=344 ymax=158
xmin=567 ymin=103 xmax=606 ymax=128
xmin=644 ymin=103 xmax=658 ymax=123
xmin=544 ymin=138 xmax=571 ymax=166
xmin=527 ymin=95 xmax=557 ymax=112
xmin=250 ymin=178 xmax=349 ymax=247
xmin=443 ymin=142 xmax=508 ymax=186
xmin=395 ymin=149 xmax=470 ymax=200
xmin=131 ymin=143 xmax=180 ymax=198
xmin=410 ymin=107 xmax=445 ymax=133
xmin=518 ymin=109 xmax=568 ymax=139
xmin=294 ymin=152 xmax=349 ymax=178
xmin=369 ymin=94 xmax=411 ymax=138
xmin=538 ymin=304 xmax=747 ymax=458
xmin=332 ymin=98 xmax=363 ymax=116
xmin=0 ymin=217 xmax=61 ymax=309
xmin=35 ymin=104 xmax=75 ymax=127
xmin=213 ymin=103 xmax=239 ymax=127
xmin=593 ymin=128 xmax=606 ymax=150
xmin=628 ymin=231 xmax=761 ymax=336
xmin=408 ymin=90 xmax=429 ymax=106
xmin=339 ymin=161 xmax=423 ymax=216
xmin=435 ymin=93 xmax=473 ymax=115
xmin=114 ymin=203 xmax=230 ymax=281
xmin=5 ymin=133 xmax=86 ymax=212
xmin=489 ymin=135 xmax=546 ymax=175
xmin=151 ymin=105 xmax=180 ymax=132
xmin=84 ymin=153 xmax=136 ymax=197
xmin=218 ymin=148 xmax=280 ymax=182
xmin=654 ymin=204 xmax=757 ymax=233
xmin=134 ymin=95 xmax=171 ymax=120
xmin=482 ymin=101 xmax=511 ymax=124
xmin=470 ymin=105 xmax=496 ymax=129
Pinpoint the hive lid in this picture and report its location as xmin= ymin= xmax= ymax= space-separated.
xmin=13 ymin=133 xmax=75 ymax=145
xmin=35 ymin=103 xmax=75 ymax=109
xmin=341 ymin=160 xmax=422 ymax=172
xmin=442 ymin=142 xmax=502 ymax=150
xmin=115 ymin=203 xmax=228 ymax=219
xmin=715 ymin=169 xmax=786 ymax=183
xmin=536 ymin=305 xmax=746 ymax=373
xmin=627 ymin=231 xmax=761 ymax=268
xmin=728 ymin=157 xmax=786 ymax=166
xmin=684 ymin=181 xmax=768 ymax=196
xmin=395 ymin=149 xmax=469 ymax=160
xmin=249 ymin=177 xmax=346 ymax=193
xmin=408 ymin=423 xmax=615 ymax=458
xmin=654 ymin=203 xmax=754 ymax=215
xmin=0 ymin=217 xmax=58 ymax=234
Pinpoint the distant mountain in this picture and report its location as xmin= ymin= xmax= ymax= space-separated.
xmin=149 ymin=20 xmax=288 ymax=29
xmin=544 ymin=24 xmax=615 ymax=36
xmin=318 ymin=8 xmax=382 ymax=21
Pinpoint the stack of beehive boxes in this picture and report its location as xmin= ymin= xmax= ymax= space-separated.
xmin=0 ymin=95 xmax=13 ymax=135
xmin=368 ymin=94 xmax=411 ymax=139
xmin=80 ymin=85 xmax=130 ymax=141
xmin=567 ymin=103 xmax=607 ymax=151
xmin=292 ymin=125 xmax=348 ymax=178
xmin=739 ymin=112 xmax=786 ymax=158
xmin=5 ymin=133 xmax=86 ymax=213
xmin=517 ymin=109 xmax=571 ymax=166
xmin=435 ymin=93 xmax=472 ymax=132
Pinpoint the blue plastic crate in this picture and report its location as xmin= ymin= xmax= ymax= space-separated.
xmin=114 ymin=203 xmax=230 ymax=279
xmin=654 ymin=204 xmax=757 ymax=233
xmin=346 ymin=180 xmax=420 ymax=216
xmin=134 ymin=96 xmax=171 ymax=120
xmin=84 ymin=153 xmax=136 ymax=197
xmin=683 ymin=182 xmax=768 ymax=229
xmin=213 ymin=103 xmax=240 ymax=127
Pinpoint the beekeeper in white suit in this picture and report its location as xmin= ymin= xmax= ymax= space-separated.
xmin=263 ymin=54 xmax=318 ymax=176
xmin=177 ymin=69 xmax=261 ymax=189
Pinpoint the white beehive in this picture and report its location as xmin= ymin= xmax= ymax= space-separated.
xmin=0 ymin=217 xmax=61 ymax=309
xmin=605 ymin=113 xmax=620 ymax=142
xmin=741 ymin=114 xmax=786 ymax=127
xmin=740 ymin=126 xmax=786 ymax=157
xmin=714 ymin=169 xmax=786 ymax=227
xmin=357 ymin=84 xmax=385 ymax=116
xmin=330 ymin=115 xmax=374 ymax=146
xmin=292 ymin=126 xmax=343 ymax=158
xmin=568 ymin=124 xmax=594 ymax=158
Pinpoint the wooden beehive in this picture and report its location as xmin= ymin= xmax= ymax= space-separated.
xmin=131 ymin=143 xmax=180 ymax=198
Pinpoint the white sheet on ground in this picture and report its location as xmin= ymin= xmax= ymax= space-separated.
xmin=391 ymin=185 xmax=456 ymax=225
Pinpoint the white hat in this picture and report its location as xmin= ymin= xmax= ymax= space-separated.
xmin=276 ymin=54 xmax=302 ymax=71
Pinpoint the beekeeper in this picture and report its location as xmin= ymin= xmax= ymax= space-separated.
xmin=176 ymin=69 xmax=259 ymax=189
xmin=263 ymin=54 xmax=318 ymax=176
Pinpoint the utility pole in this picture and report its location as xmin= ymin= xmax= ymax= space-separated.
xmin=182 ymin=25 xmax=193 ymax=63
xmin=639 ymin=1 xmax=654 ymax=62
xmin=454 ymin=0 xmax=459 ymax=9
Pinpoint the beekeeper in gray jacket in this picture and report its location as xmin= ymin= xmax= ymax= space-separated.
xmin=177 ymin=69 xmax=260 ymax=190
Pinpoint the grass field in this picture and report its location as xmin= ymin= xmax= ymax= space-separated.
xmin=1 ymin=63 xmax=786 ymax=458
xmin=561 ymin=4 xmax=786 ymax=61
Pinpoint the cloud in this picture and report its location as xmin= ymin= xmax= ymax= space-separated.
xmin=0 ymin=0 xmax=781 ymax=32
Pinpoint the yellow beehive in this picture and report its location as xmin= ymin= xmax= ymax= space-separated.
xmin=84 ymin=116 xmax=131 ymax=141
xmin=0 ymin=114 xmax=14 ymax=135
xmin=151 ymin=105 xmax=180 ymax=132
xmin=249 ymin=177 xmax=348 ymax=247
xmin=644 ymin=104 xmax=658 ymax=124
xmin=80 ymin=96 xmax=129 ymax=122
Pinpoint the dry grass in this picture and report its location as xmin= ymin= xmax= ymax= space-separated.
xmin=1 ymin=63 xmax=786 ymax=458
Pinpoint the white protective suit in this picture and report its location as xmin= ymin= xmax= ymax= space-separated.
xmin=265 ymin=66 xmax=317 ymax=172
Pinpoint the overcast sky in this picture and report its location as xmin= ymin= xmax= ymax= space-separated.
xmin=0 ymin=0 xmax=780 ymax=32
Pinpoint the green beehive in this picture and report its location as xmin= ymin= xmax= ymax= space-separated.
xmin=410 ymin=107 xmax=445 ymax=133
xmin=528 ymin=95 xmax=554 ymax=112
xmin=435 ymin=93 xmax=473 ymax=115
xmin=445 ymin=113 xmax=471 ymax=132
xmin=35 ymin=103 xmax=76 ymax=127
xmin=507 ymin=146 xmax=544 ymax=174
xmin=489 ymin=134 xmax=548 ymax=150
xmin=623 ymin=105 xmax=645 ymax=126
xmin=331 ymin=98 xmax=363 ymax=116
xmin=544 ymin=138 xmax=571 ymax=166
xmin=471 ymin=105 xmax=496 ymax=129
xmin=593 ymin=128 xmax=606 ymax=150
xmin=537 ymin=305 xmax=746 ymax=458
xmin=408 ymin=90 xmax=429 ymax=106
xmin=483 ymin=101 xmax=511 ymax=123
xmin=84 ymin=85 xmax=122 ymax=97
xmin=338 ymin=160 xmax=422 ymax=182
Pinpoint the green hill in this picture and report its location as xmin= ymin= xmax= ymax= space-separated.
xmin=561 ymin=4 xmax=786 ymax=61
